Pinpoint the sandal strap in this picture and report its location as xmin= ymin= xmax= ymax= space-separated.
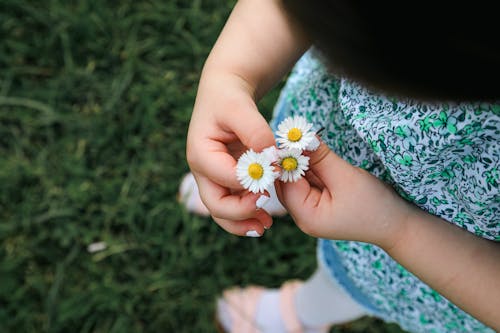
xmin=279 ymin=280 xmax=304 ymax=333
xmin=222 ymin=286 xmax=264 ymax=333
xmin=219 ymin=281 xmax=330 ymax=333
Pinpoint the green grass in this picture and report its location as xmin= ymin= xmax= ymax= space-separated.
xmin=0 ymin=1 xmax=406 ymax=332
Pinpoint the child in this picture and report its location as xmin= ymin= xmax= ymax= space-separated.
xmin=183 ymin=0 xmax=500 ymax=332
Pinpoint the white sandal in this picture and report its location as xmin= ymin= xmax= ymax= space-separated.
xmin=177 ymin=172 xmax=211 ymax=216
xmin=215 ymin=281 xmax=330 ymax=333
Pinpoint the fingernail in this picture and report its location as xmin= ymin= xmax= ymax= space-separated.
xmin=245 ymin=230 xmax=261 ymax=237
xmin=256 ymin=195 xmax=270 ymax=209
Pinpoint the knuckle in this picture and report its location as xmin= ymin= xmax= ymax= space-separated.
xmin=208 ymin=206 xmax=224 ymax=220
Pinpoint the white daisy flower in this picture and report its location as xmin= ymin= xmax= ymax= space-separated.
xmin=261 ymin=145 xmax=279 ymax=163
xmin=276 ymin=116 xmax=319 ymax=151
xmin=305 ymin=135 xmax=320 ymax=151
xmin=277 ymin=149 xmax=309 ymax=183
xmin=236 ymin=149 xmax=278 ymax=193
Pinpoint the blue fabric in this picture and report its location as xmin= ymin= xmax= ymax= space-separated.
xmin=270 ymin=95 xmax=287 ymax=137
xmin=317 ymin=239 xmax=381 ymax=315
xmin=268 ymin=50 xmax=497 ymax=333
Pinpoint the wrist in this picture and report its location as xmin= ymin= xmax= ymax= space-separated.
xmin=374 ymin=190 xmax=415 ymax=252
xmin=200 ymin=65 xmax=258 ymax=101
xmin=380 ymin=200 xmax=420 ymax=255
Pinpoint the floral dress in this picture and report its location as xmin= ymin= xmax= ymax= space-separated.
xmin=271 ymin=50 xmax=499 ymax=333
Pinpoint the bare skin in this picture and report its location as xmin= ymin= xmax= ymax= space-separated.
xmin=278 ymin=142 xmax=500 ymax=330
xmin=185 ymin=0 xmax=500 ymax=329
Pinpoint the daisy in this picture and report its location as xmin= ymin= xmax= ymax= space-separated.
xmin=261 ymin=145 xmax=279 ymax=163
xmin=275 ymin=116 xmax=319 ymax=151
xmin=277 ymin=149 xmax=309 ymax=183
xmin=236 ymin=149 xmax=278 ymax=193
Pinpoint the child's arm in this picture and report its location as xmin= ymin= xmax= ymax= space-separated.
xmin=278 ymin=142 xmax=500 ymax=330
xmin=389 ymin=200 xmax=500 ymax=331
xmin=186 ymin=0 xmax=310 ymax=236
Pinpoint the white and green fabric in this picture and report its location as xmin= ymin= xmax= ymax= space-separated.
xmin=271 ymin=50 xmax=499 ymax=333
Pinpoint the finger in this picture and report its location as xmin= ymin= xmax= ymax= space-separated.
xmin=224 ymin=105 xmax=276 ymax=152
xmin=195 ymin=149 xmax=244 ymax=189
xmin=279 ymin=177 xmax=328 ymax=230
xmin=213 ymin=216 xmax=267 ymax=237
xmin=304 ymin=169 xmax=325 ymax=190
xmin=305 ymin=141 xmax=354 ymax=189
xmin=188 ymin=112 xmax=275 ymax=190
xmin=196 ymin=174 xmax=273 ymax=224
xmin=255 ymin=208 xmax=273 ymax=230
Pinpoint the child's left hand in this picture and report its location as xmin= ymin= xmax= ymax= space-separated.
xmin=276 ymin=141 xmax=411 ymax=250
xmin=278 ymin=141 xmax=500 ymax=331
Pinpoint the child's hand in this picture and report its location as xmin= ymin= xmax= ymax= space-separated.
xmin=277 ymin=141 xmax=411 ymax=249
xmin=185 ymin=0 xmax=309 ymax=237
xmin=279 ymin=142 xmax=500 ymax=329
xmin=186 ymin=71 xmax=275 ymax=237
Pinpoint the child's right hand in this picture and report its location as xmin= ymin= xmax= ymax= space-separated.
xmin=185 ymin=0 xmax=309 ymax=237
xmin=186 ymin=70 xmax=275 ymax=237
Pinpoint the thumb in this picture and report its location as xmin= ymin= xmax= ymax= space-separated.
xmin=278 ymin=175 xmax=322 ymax=218
xmin=306 ymin=140 xmax=354 ymax=189
xmin=225 ymin=102 xmax=276 ymax=152
xmin=278 ymin=141 xmax=351 ymax=224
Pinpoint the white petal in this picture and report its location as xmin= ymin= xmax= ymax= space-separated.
xmin=235 ymin=149 xmax=275 ymax=193
xmin=262 ymin=146 xmax=279 ymax=163
xmin=305 ymin=136 xmax=320 ymax=151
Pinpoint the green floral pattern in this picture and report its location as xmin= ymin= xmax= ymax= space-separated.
xmin=278 ymin=50 xmax=499 ymax=333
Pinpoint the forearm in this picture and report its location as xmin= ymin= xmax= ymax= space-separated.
xmin=386 ymin=207 xmax=500 ymax=330
xmin=202 ymin=0 xmax=310 ymax=100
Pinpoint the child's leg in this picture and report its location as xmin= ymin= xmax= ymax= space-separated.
xmin=216 ymin=263 xmax=367 ymax=333
xmin=296 ymin=263 xmax=367 ymax=327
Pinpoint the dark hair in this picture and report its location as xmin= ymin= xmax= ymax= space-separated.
xmin=281 ymin=1 xmax=500 ymax=102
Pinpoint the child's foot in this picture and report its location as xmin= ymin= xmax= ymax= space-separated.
xmin=216 ymin=281 xmax=329 ymax=333
xmin=177 ymin=172 xmax=211 ymax=216
xmin=178 ymin=172 xmax=287 ymax=217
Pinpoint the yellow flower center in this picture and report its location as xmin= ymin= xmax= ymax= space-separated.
xmin=287 ymin=127 xmax=302 ymax=142
xmin=282 ymin=157 xmax=298 ymax=171
xmin=248 ymin=163 xmax=264 ymax=180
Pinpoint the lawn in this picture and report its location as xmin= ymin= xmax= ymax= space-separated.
xmin=0 ymin=1 xmax=405 ymax=332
